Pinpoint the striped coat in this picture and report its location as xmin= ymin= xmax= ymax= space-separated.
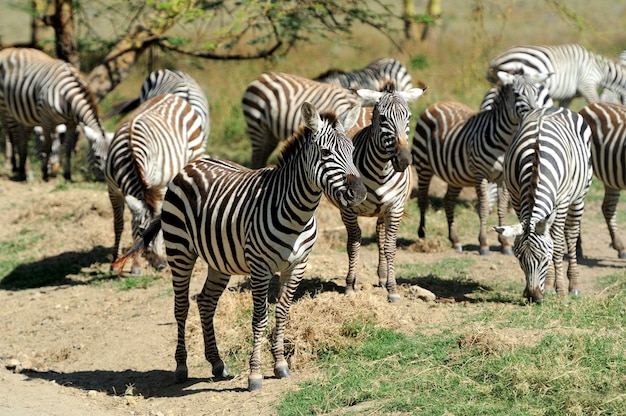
xmin=314 ymin=57 xmax=414 ymax=92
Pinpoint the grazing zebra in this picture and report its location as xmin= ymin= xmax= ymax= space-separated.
xmin=329 ymin=83 xmax=425 ymax=302
xmin=106 ymin=93 xmax=205 ymax=274
xmin=488 ymin=44 xmax=626 ymax=108
xmin=314 ymin=57 xmax=414 ymax=92
xmin=33 ymin=124 xmax=66 ymax=178
xmin=112 ymin=102 xmax=366 ymax=391
xmin=412 ymin=72 xmax=550 ymax=255
xmin=243 ymin=71 xmax=370 ymax=169
xmin=106 ymin=69 xmax=210 ymax=140
xmin=494 ymin=106 xmax=592 ymax=302
xmin=579 ymin=102 xmax=626 ymax=258
xmin=599 ymin=51 xmax=626 ymax=104
xmin=0 ymin=47 xmax=109 ymax=181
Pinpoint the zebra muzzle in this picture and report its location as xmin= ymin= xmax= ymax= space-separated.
xmin=344 ymin=174 xmax=367 ymax=207
xmin=392 ymin=138 xmax=412 ymax=172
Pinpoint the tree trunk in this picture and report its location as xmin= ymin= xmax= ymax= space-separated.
xmin=403 ymin=0 xmax=418 ymax=40
xmin=421 ymin=0 xmax=442 ymax=43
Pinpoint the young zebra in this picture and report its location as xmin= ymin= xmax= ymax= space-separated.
xmin=329 ymin=83 xmax=425 ymax=302
xmin=242 ymin=71 xmax=369 ymax=169
xmin=412 ymin=72 xmax=550 ymax=255
xmin=0 ymin=47 xmax=109 ymax=181
xmin=488 ymin=44 xmax=626 ymax=108
xmin=313 ymin=57 xmax=414 ymax=92
xmin=106 ymin=94 xmax=205 ymax=274
xmin=579 ymin=102 xmax=626 ymax=258
xmin=106 ymin=69 xmax=210 ymax=140
xmin=494 ymin=106 xmax=593 ymax=302
xmin=112 ymin=102 xmax=366 ymax=391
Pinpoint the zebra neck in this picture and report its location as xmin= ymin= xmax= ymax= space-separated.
xmin=602 ymin=59 xmax=626 ymax=97
xmin=270 ymin=162 xmax=322 ymax=225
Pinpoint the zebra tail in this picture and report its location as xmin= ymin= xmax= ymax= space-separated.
xmin=111 ymin=216 xmax=163 ymax=274
xmin=103 ymin=97 xmax=141 ymax=121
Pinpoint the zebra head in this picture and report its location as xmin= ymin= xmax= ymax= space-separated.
xmin=300 ymin=102 xmax=367 ymax=208
xmin=125 ymin=194 xmax=167 ymax=270
xmin=496 ymin=71 xmax=553 ymax=118
xmin=494 ymin=213 xmax=555 ymax=302
xmin=357 ymin=85 xmax=426 ymax=172
xmin=83 ymin=124 xmax=113 ymax=181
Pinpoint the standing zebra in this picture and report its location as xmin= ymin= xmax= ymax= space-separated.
xmin=106 ymin=69 xmax=210 ymax=141
xmin=494 ymin=106 xmax=592 ymax=302
xmin=106 ymin=93 xmax=205 ymax=274
xmin=330 ymin=83 xmax=425 ymax=302
xmin=112 ymin=102 xmax=367 ymax=391
xmin=599 ymin=51 xmax=626 ymax=104
xmin=314 ymin=57 xmax=414 ymax=92
xmin=488 ymin=44 xmax=626 ymax=108
xmin=412 ymin=72 xmax=550 ymax=255
xmin=0 ymin=47 xmax=109 ymax=181
xmin=579 ymin=102 xmax=626 ymax=258
xmin=242 ymin=71 xmax=369 ymax=169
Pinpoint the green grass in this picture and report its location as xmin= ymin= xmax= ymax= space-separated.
xmin=277 ymin=277 xmax=626 ymax=416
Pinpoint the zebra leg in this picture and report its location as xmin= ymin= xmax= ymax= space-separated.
xmin=550 ymin=213 xmax=568 ymax=297
xmin=271 ymin=267 xmax=305 ymax=381
xmin=7 ymin=123 xmax=31 ymax=181
xmin=170 ymin=249 xmax=198 ymax=384
xmin=341 ymin=210 xmax=361 ymax=297
xmin=107 ymin=186 xmax=126 ymax=273
xmin=601 ymin=186 xmax=626 ymax=258
xmin=443 ymin=185 xmax=463 ymax=252
xmin=416 ymin=169 xmax=432 ymax=239
xmin=497 ymin=184 xmax=513 ymax=255
xmin=250 ymin=130 xmax=279 ymax=169
xmin=475 ymin=178 xmax=491 ymax=255
xmin=378 ymin=214 xmax=402 ymax=302
xmin=248 ymin=273 xmax=272 ymax=391
xmin=197 ymin=268 xmax=230 ymax=379
xmin=565 ymin=201 xmax=585 ymax=297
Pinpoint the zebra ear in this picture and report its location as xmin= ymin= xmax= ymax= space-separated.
xmin=301 ymin=102 xmax=322 ymax=133
xmin=529 ymin=72 xmax=552 ymax=84
xmin=399 ymin=87 xmax=427 ymax=103
xmin=82 ymin=125 xmax=100 ymax=143
xmin=356 ymin=89 xmax=383 ymax=106
xmin=496 ymin=71 xmax=516 ymax=85
xmin=125 ymin=195 xmax=145 ymax=216
xmin=340 ymin=103 xmax=362 ymax=131
xmin=492 ymin=223 xmax=524 ymax=238
xmin=535 ymin=212 xmax=556 ymax=236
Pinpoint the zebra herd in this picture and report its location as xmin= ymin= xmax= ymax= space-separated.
xmin=3 ymin=43 xmax=626 ymax=390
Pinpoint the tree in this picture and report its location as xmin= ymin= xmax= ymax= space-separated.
xmin=23 ymin=0 xmax=413 ymax=102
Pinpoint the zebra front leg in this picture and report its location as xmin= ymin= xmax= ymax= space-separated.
xmin=475 ymin=178 xmax=492 ymax=255
xmin=272 ymin=268 xmax=305 ymax=380
xmin=197 ymin=269 xmax=231 ymax=379
xmin=341 ymin=210 xmax=361 ymax=297
xmin=565 ymin=203 xmax=584 ymax=296
xmin=107 ymin=187 xmax=126 ymax=273
xmin=248 ymin=273 xmax=272 ymax=391
xmin=443 ymin=185 xmax=463 ymax=252
xmin=497 ymin=184 xmax=513 ymax=255
xmin=602 ymin=186 xmax=626 ymax=258
xmin=378 ymin=215 xmax=401 ymax=302
xmin=416 ymin=170 xmax=432 ymax=239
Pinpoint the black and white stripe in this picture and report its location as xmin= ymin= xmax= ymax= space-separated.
xmin=106 ymin=93 xmax=205 ymax=274
xmin=0 ymin=47 xmax=108 ymax=181
xmin=330 ymin=84 xmax=425 ymax=302
xmin=488 ymin=43 xmax=626 ymax=108
xmin=112 ymin=102 xmax=366 ymax=391
xmin=242 ymin=71 xmax=368 ymax=169
xmin=579 ymin=101 xmax=626 ymax=258
xmin=412 ymin=72 xmax=550 ymax=255
xmin=599 ymin=50 xmax=626 ymax=104
xmin=314 ymin=57 xmax=414 ymax=92
xmin=494 ymin=106 xmax=593 ymax=302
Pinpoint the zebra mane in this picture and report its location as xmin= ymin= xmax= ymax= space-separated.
xmin=527 ymin=125 xmax=542 ymax=228
xmin=277 ymin=111 xmax=339 ymax=166
xmin=66 ymin=64 xmax=100 ymax=119
xmin=379 ymin=79 xmax=397 ymax=93
xmin=313 ymin=68 xmax=347 ymax=81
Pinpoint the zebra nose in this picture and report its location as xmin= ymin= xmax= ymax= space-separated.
xmin=346 ymin=174 xmax=367 ymax=206
xmin=525 ymin=286 xmax=544 ymax=303
xmin=393 ymin=138 xmax=412 ymax=172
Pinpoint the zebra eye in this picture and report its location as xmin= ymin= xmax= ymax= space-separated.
xmin=321 ymin=148 xmax=332 ymax=158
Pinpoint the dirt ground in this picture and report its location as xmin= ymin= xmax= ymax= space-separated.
xmin=0 ymin=171 xmax=624 ymax=416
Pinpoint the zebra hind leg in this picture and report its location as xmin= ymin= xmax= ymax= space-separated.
xmin=443 ymin=185 xmax=463 ymax=252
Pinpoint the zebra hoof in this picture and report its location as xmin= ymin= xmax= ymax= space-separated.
xmin=130 ymin=267 xmax=142 ymax=275
xmin=479 ymin=247 xmax=490 ymax=256
xmin=454 ymin=245 xmax=463 ymax=253
xmin=274 ymin=361 xmax=291 ymax=379
xmin=248 ymin=374 xmax=263 ymax=391
xmin=569 ymin=289 xmax=581 ymax=297
xmin=502 ymin=247 xmax=514 ymax=256
xmin=212 ymin=361 xmax=229 ymax=378
xmin=619 ymin=251 xmax=626 ymax=259
xmin=174 ymin=364 xmax=188 ymax=383
xmin=388 ymin=292 xmax=401 ymax=303
xmin=344 ymin=285 xmax=356 ymax=297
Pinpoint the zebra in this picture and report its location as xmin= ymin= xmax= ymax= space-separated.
xmin=599 ymin=50 xmax=626 ymax=104
xmin=242 ymin=71 xmax=371 ymax=169
xmin=494 ymin=106 xmax=592 ymax=302
xmin=0 ymin=47 xmax=109 ymax=181
xmin=487 ymin=44 xmax=626 ymax=108
xmin=106 ymin=93 xmax=205 ymax=274
xmin=412 ymin=72 xmax=550 ymax=255
xmin=111 ymin=102 xmax=367 ymax=391
xmin=579 ymin=102 xmax=626 ymax=258
xmin=106 ymin=69 xmax=210 ymax=141
xmin=328 ymin=83 xmax=425 ymax=302
xmin=313 ymin=57 xmax=414 ymax=92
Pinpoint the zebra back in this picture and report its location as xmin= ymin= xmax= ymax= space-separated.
xmin=498 ymin=106 xmax=592 ymax=300
xmin=242 ymin=71 xmax=365 ymax=169
xmin=314 ymin=57 xmax=413 ymax=92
